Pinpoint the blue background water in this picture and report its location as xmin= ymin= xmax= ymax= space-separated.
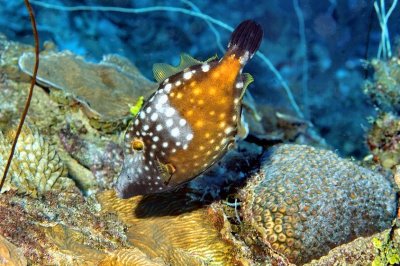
xmin=1 ymin=0 xmax=400 ymax=158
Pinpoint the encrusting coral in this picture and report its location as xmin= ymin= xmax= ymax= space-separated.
xmin=19 ymin=51 xmax=157 ymax=131
xmin=97 ymin=190 xmax=252 ymax=265
xmin=0 ymin=123 xmax=74 ymax=197
xmin=238 ymin=144 xmax=397 ymax=265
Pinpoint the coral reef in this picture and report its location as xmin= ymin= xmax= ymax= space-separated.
xmin=364 ymin=53 xmax=400 ymax=172
xmin=367 ymin=112 xmax=400 ymax=170
xmin=0 ymin=123 xmax=74 ymax=197
xmin=364 ymin=56 xmax=400 ymax=114
xmin=238 ymin=144 xmax=397 ymax=264
xmin=0 ymin=26 xmax=398 ymax=265
xmin=19 ymin=51 xmax=157 ymax=131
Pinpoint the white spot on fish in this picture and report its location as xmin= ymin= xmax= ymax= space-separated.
xmin=201 ymin=64 xmax=210 ymax=72
xmin=186 ymin=133 xmax=193 ymax=141
xmin=164 ymin=83 xmax=172 ymax=93
xmin=236 ymin=81 xmax=244 ymax=89
xmin=165 ymin=107 xmax=175 ymax=117
xmin=239 ymin=51 xmax=250 ymax=64
xmin=183 ymin=71 xmax=193 ymax=80
xmin=166 ymin=119 xmax=174 ymax=127
xmin=179 ymin=118 xmax=186 ymax=126
xmin=171 ymin=127 xmax=180 ymax=137
xmin=151 ymin=113 xmax=158 ymax=121
xmin=159 ymin=94 xmax=168 ymax=104
xmin=224 ymin=127 xmax=234 ymax=134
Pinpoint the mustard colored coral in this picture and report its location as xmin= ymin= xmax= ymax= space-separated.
xmin=0 ymin=124 xmax=74 ymax=197
xmin=98 ymin=190 xmax=251 ymax=265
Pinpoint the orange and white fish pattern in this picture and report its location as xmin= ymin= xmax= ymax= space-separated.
xmin=116 ymin=20 xmax=263 ymax=198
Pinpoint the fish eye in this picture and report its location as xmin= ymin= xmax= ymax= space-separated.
xmin=131 ymin=138 xmax=144 ymax=151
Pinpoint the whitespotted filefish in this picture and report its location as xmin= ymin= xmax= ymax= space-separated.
xmin=116 ymin=20 xmax=263 ymax=198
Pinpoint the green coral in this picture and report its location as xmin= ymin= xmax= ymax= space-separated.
xmin=372 ymin=230 xmax=400 ymax=266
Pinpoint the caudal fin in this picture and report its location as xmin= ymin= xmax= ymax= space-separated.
xmin=227 ymin=20 xmax=263 ymax=61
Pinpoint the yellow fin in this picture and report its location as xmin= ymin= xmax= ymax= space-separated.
xmin=179 ymin=53 xmax=204 ymax=68
xmin=239 ymin=73 xmax=254 ymax=100
xmin=155 ymin=160 xmax=175 ymax=185
xmin=152 ymin=63 xmax=177 ymax=83
xmin=152 ymin=53 xmax=219 ymax=83
xmin=243 ymin=73 xmax=254 ymax=90
xmin=206 ymin=54 xmax=219 ymax=62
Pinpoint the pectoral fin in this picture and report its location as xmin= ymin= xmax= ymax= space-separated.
xmin=155 ymin=159 xmax=176 ymax=185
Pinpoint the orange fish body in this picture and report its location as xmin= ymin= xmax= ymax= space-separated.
xmin=116 ymin=20 xmax=263 ymax=198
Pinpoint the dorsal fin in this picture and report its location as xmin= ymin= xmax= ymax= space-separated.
xmin=239 ymin=73 xmax=254 ymax=100
xmin=205 ymin=54 xmax=219 ymax=63
xmin=153 ymin=53 xmax=218 ymax=83
xmin=242 ymin=73 xmax=254 ymax=89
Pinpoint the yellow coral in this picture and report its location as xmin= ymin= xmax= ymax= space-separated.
xmin=0 ymin=124 xmax=74 ymax=197
xmin=98 ymin=190 xmax=250 ymax=265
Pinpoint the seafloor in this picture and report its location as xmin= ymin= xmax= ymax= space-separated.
xmin=1 ymin=1 xmax=400 ymax=266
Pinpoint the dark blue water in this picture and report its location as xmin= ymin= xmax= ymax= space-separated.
xmin=2 ymin=0 xmax=400 ymax=158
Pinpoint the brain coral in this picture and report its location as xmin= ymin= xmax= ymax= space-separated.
xmin=0 ymin=124 xmax=74 ymax=197
xmin=239 ymin=144 xmax=397 ymax=264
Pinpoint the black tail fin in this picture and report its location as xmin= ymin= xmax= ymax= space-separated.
xmin=228 ymin=20 xmax=263 ymax=60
